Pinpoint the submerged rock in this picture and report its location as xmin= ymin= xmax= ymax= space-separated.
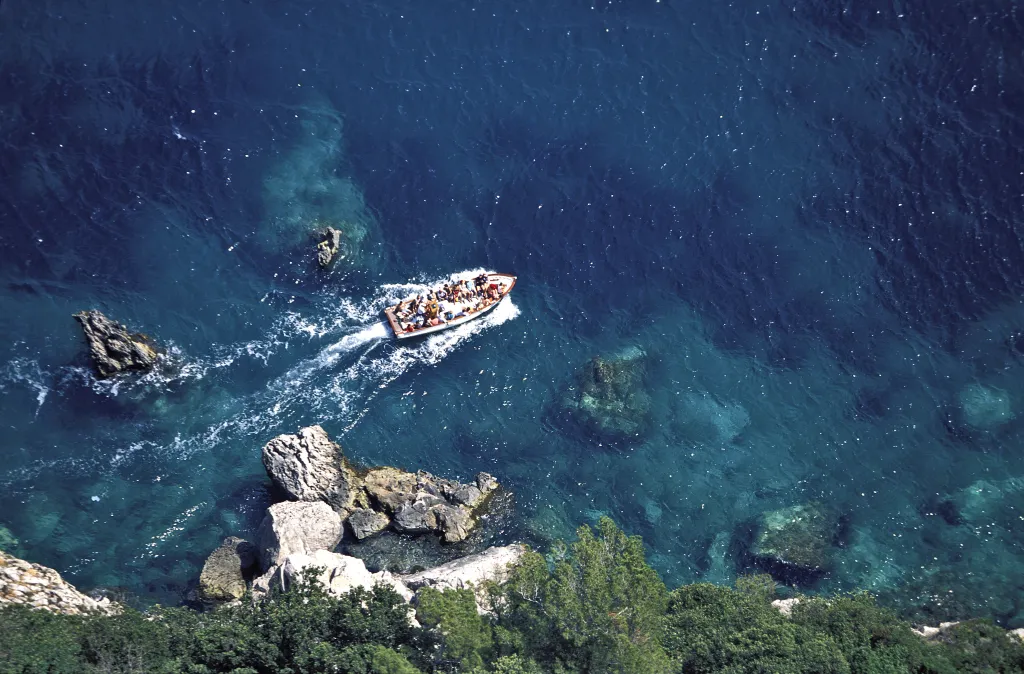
xmin=0 ymin=525 xmax=19 ymax=554
xmin=262 ymin=425 xmax=360 ymax=514
xmin=197 ymin=537 xmax=258 ymax=604
xmin=259 ymin=109 xmax=378 ymax=268
xmin=257 ymin=501 xmax=343 ymax=570
xmin=749 ymin=502 xmax=839 ymax=582
xmin=958 ymin=383 xmax=1015 ymax=431
xmin=73 ymin=310 xmax=159 ymax=378
xmin=945 ymin=477 xmax=1024 ymax=528
xmin=0 ymin=550 xmax=117 ymax=615
xmin=316 ymin=226 xmax=343 ymax=268
xmin=563 ymin=346 xmax=651 ymax=441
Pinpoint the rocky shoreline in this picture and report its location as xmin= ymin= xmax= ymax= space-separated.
xmin=0 ymin=550 xmax=117 ymax=616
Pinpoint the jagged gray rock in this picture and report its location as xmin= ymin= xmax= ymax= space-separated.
xmin=362 ymin=467 xmax=499 ymax=543
xmin=257 ymin=501 xmax=343 ymax=570
xmin=262 ymin=425 xmax=360 ymax=514
xmin=347 ymin=508 xmax=390 ymax=540
xmin=73 ymin=310 xmax=159 ymax=378
xmin=392 ymin=494 xmax=447 ymax=534
xmin=434 ymin=505 xmax=473 ymax=544
xmin=316 ymin=227 xmax=343 ymax=268
xmin=197 ymin=537 xmax=258 ymax=604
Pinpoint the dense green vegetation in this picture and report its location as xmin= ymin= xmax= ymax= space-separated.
xmin=3 ymin=518 xmax=1024 ymax=673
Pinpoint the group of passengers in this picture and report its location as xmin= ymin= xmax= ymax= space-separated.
xmin=393 ymin=274 xmax=506 ymax=332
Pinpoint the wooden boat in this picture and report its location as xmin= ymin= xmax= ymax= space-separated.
xmin=384 ymin=272 xmax=517 ymax=340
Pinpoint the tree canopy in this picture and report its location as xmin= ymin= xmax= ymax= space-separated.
xmin=2 ymin=518 xmax=1024 ymax=674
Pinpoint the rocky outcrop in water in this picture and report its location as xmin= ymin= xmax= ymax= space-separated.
xmin=262 ymin=426 xmax=500 ymax=544
xmin=73 ymin=310 xmax=159 ymax=378
xmin=563 ymin=346 xmax=651 ymax=441
xmin=316 ymin=226 xmax=344 ymax=268
xmin=1 ymin=550 xmax=117 ymax=615
xmin=196 ymin=537 xmax=258 ymax=605
xmin=748 ymin=502 xmax=839 ymax=582
xmin=234 ymin=425 xmax=516 ymax=609
xmin=257 ymin=501 xmax=344 ymax=570
xmin=262 ymin=425 xmax=360 ymax=514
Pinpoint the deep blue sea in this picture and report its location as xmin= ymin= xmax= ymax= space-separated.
xmin=2 ymin=0 xmax=1024 ymax=623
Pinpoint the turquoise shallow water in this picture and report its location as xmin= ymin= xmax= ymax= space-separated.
xmin=2 ymin=0 xmax=1024 ymax=623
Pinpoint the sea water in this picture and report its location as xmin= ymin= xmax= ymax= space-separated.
xmin=2 ymin=0 xmax=1024 ymax=623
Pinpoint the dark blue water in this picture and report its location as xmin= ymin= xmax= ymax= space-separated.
xmin=2 ymin=0 xmax=1024 ymax=622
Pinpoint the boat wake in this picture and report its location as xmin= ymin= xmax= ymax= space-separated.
xmin=0 ymin=270 xmax=520 ymax=479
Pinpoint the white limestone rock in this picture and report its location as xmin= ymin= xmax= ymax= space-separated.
xmin=257 ymin=500 xmax=343 ymax=570
xmin=400 ymin=544 xmax=528 ymax=612
xmin=0 ymin=550 xmax=117 ymax=616
xmin=281 ymin=550 xmax=413 ymax=602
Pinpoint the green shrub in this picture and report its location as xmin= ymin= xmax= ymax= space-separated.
xmin=5 ymin=523 xmax=1024 ymax=674
xmin=498 ymin=516 xmax=671 ymax=674
xmin=0 ymin=604 xmax=84 ymax=674
xmin=922 ymin=620 xmax=1024 ymax=674
xmin=416 ymin=586 xmax=492 ymax=671
xmin=663 ymin=578 xmax=848 ymax=674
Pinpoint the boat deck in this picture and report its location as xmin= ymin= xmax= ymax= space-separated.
xmin=384 ymin=273 xmax=517 ymax=339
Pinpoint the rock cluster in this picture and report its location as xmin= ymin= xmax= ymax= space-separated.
xmin=563 ymin=346 xmax=651 ymax=441
xmin=0 ymin=550 xmax=117 ymax=615
xmin=262 ymin=425 xmax=499 ymax=544
xmin=201 ymin=424 xmax=516 ymax=611
xmin=316 ymin=226 xmax=344 ymax=268
xmin=73 ymin=310 xmax=159 ymax=378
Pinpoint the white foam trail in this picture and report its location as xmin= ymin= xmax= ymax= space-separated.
xmin=0 ymin=358 xmax=50 ymax=417
xmin=323 ymin=322 xmax=390 ymax=363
